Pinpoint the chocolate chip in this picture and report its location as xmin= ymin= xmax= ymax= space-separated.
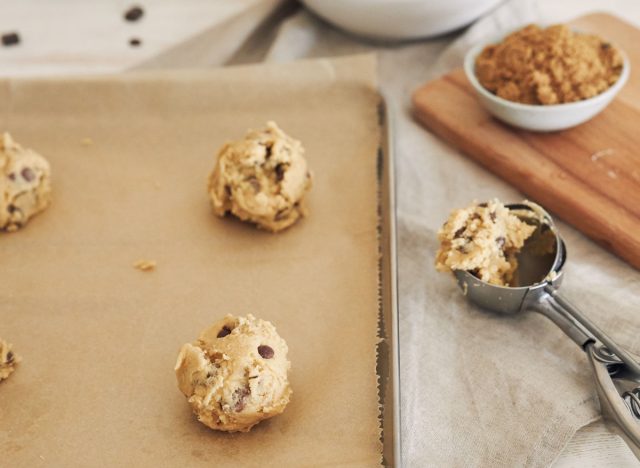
xmin=453 ymin=227 xmax=465 ymax=238
xmin=258 ymin=345 xmax=274 ymax=359
xmin=470 ymin=213 xmax=481 ymax=221
xmin=21 ymin=167 xmax=35 ymax=182
xmin=129 ymin=37 xmax=142 ymax=47
xmin=124 ymin=6 xmax=144 ymax=22
xmin=7 ymin=204 xmax=17 ymax=214
xmin=2 ymin=32 xmax=20 ymax=47
xmin=233 ymin=386 xmax=251 ymax=412
xmin=496 ymin=236 xmax=506 ymax=249
xmin=477 ymin=202 xmax=488 ymax=208
xmin=217 ymin=326 xmax=231 ymax=338
xmin=264 ymin=144 xmax=272 ymax=160
xmin=601 ymin=42 xmax=611 ymax=50
xmin=6 ymin=351 xmax=13 ymax=363
xmin=247 ymin=177 xmax=260 ymax=192
xmin=274 ymin=163 xmax=285 ymax=182
xmin=489 ymin=212 xmax=497 ymax=222
xmin=224 ymin=185 xmax=231 ymax=197
xmin=8 ymin=172 xmax=15 ymax=181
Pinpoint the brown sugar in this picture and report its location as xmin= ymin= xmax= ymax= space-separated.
xmin=475 ymin=24 xmax=624 ymax=105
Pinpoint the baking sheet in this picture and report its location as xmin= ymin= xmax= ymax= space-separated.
xmin=0 ymin=55 xmax=387 ymax=466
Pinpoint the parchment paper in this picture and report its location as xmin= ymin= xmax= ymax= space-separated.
xmin=0 ymin=54 xmax=383 ymax=467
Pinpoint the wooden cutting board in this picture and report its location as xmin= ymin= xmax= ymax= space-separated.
xmin=413 ymin=13 xmax=640 ymax=269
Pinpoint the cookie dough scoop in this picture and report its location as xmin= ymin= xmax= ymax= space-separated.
xmin=443 ymin=201 xmax=640 ymax=455
xmin=0 ymin=133 xmax=52 ymax=231
xmin=208 ymin=121 xmax=312 ymax=232
xmin=175 ymin=314 xmax=292 ymax=432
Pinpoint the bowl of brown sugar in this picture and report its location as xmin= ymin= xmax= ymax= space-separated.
xmin=463 ymin=24 xmax=629 ymax=131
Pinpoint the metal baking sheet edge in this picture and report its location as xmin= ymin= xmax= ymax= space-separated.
xmin=377 ymin=94 xmax=402 ymax=468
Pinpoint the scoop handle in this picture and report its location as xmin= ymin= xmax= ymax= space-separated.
xmin=529 ymin=289 xmax=640 ymax=455
xmin=587 ymin=343 xmax=640 ymax=455
xmin=526 ymin=291 xmax=594 ymax=348
xmin=545 ymin=288 xmax=640 ymax=376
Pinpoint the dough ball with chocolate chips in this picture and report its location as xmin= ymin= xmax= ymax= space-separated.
xmin=175 ymin=314 xmax=291 ymax=432
xmin=435 ymin=199 xmax=536 ymax=286
xmin=0 ymin=133 xmax=51 ymax=231
xmin=0 ymin=338 xmax=20 ymax=382
xmin=208 ymin=121 xmax=312 ymax=232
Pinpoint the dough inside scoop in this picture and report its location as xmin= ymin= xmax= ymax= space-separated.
xmin=435 ymin=199 xmax=539 ymax=286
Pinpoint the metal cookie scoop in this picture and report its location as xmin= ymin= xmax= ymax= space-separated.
xmin=454 ymin=203 xmax=640 ymax=456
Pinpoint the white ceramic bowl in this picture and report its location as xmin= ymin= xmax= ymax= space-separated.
xmin=463 ymin=39 xmax=630 ymax=132
xmin=301 ymin=0 xmax=503 ymax=41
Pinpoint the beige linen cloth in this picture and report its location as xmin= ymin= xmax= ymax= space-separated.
xmin=1 ymin=0 xmax=640 ymax=466
xmin=261 ymin=2 xmax=640 ymax=466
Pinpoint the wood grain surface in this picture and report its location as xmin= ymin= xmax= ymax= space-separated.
xmin=413 ymin=13 xmax=640 ymax=269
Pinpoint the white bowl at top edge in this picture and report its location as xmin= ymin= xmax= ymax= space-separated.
xmin=463 ymin=35 xmax=630 ymax=132
xmin=301 ymin=0 xmax=503 ymax=41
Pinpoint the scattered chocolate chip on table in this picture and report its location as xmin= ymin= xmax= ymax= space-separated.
xmin=1 ymin=32 xmax=20 ymax=47
xmin=124 ymin=6 xmax=144 ymax=22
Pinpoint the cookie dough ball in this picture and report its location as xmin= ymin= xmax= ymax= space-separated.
xmin=0 ymin=339 xmax=19 ymax=382
xmin=175 ymin=314 xmax=292 ymax=432
xmin=208 ymin=122 xmax=312 ymax=232
xmin=0 ymin=133 xmax=51 ymax=231
xmin=435 ymin=199 xmax=536 ymax=286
